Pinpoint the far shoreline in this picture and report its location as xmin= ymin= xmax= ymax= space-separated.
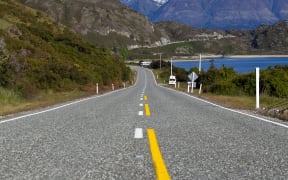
xmin=172 ymin=54 xmax=288 ymax=62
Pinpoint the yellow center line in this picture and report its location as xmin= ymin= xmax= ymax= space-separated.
xmin=147 ymin=129 xmax=171 ymax=180
xmin=144 ymin=95 xmax=148 ymax=101
xmin=145 ymin=104 xmax=151 ymax=117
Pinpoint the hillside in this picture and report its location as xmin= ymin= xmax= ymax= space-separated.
xmin=248 ymin=21 xmax=288 ymax=52
xmin=121 ymin=0 xmax=288 ymax=30
xmin=0 ymin=0 xmax=131 ymax=99
xmin=17 ymin=0 xmax=288 ymax=55
xmin=129 ymin=21 xmax=288 ymax=59
xmin=19 ymin=0 xmax=168 ymax=47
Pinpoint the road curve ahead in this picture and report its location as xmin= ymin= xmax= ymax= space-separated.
xmin=1 ymin=66 xmax=288 ymax=179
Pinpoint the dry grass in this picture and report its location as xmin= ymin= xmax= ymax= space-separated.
xmin=0 ymin=90 xmax=87 ymax=116
xmin=197 ymin=94 xmax=256 ymax=109
xmin=0 ymin=82 xmax=132 ymax=117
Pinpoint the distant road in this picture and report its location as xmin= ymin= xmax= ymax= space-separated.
xmin=1 ymin=66 xmax=288 ymax=179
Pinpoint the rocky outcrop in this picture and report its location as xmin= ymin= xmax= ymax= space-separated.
xmin=20 ymin=0 xmax=169 ymax=47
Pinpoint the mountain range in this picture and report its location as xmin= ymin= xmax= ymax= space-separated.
xmin=17 ymin=0 xmax=288 ymax=54
xmin=19 ymin=0 xmax=167 ymax=47
xmin=120 ymin=0 xmax=288 ymax=30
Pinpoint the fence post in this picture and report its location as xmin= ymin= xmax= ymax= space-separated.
xmin=112 ymin=83 xmax=114 ymax=91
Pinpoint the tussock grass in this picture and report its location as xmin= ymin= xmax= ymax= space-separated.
xmin=0 ymin=88 xmax=22 ymax=104
xmin=0 ymin=89 xmax=86 ymax=116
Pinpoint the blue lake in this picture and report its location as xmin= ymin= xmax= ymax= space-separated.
xmin=172 ymin=57 xmax=288 ymax=73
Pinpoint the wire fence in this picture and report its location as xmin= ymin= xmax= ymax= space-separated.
xmin=261 ymin=99 xmax=288 ymax=121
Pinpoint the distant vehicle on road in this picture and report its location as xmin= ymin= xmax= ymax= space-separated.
xmin=169 ymin=75 xmax=176 ymax=85
xmin=140 ymin=61 xmax=151 ymax=67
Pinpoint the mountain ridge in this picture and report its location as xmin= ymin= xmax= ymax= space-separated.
xmin=19 ymin=0 xmax=169 ymax=47
xmin=18 ymin=0 xmax=288 ymax=55
xmin=121 ymin=0 xmax=288 ymax=30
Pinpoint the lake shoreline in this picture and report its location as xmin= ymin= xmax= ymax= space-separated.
xmin=172 ymin=54 xmax=288 ymax=62
xmin=172 ymin=56 xmax=288 ymax=73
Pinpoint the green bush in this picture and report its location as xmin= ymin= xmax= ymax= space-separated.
xmin=200 ymin=64 xmax=288 ymax=98
xmin=0 ymin=0 xmax=132 ymax=99
xmin=209 ymin=80 xmax=238 ymax=95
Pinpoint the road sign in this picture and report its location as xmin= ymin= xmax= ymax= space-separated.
xmin=188 ymin=72 xmax=198 ymax=81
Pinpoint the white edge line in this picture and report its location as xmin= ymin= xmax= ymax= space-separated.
xmin=134 ymin=128 xmax=143 ymax=139
xmin=147 ymin=69 xmax=288 ymax=129
xmin=0 ymin=82 xmax=138 ymax=125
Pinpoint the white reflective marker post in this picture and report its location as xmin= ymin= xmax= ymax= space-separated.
xmin=96 ymin=83 xmax=99 ymax=95
xmin=191 ymin=72 xmax=194 ymax=93
xmin=256 ymin=67 xmax=260 ymax=109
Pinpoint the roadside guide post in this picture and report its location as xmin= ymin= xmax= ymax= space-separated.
xmin=191 ymin=72 xmax=195 ymax=93
xmin=199 ymin=84 xmax=202 ymax=94
xmin=256 ymin=67 xmax=260 ymax=109
xmin=96 ymin=83 xmax=99 ymax=95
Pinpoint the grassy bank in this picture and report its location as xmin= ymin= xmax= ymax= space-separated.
xmin=152 ymin=69 xmax=284 ymax=110
xmin=0 ymin=88 xmax=88 ymax=116
xmin=0 ymin=84 xmax=130 ymax=116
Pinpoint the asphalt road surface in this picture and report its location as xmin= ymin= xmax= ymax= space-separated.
xmin=1 ymin=66 xmax=288 ymax=179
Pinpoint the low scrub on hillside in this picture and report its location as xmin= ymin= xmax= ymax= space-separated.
xmin=0 ymin=0 xmax=132 ymax=99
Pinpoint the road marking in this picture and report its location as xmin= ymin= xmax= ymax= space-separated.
xmin=0 ymin=80 xmax=138 ymax=125
xmin=145 ymin=104 xmax=151 ymax=117
xmin=138 ymin=111 xmax=144 ymax=116
xmin=152 ymin=71 xmax=288 ymax=129
xmin=140 ymin=98 xmax=143 ymax=101
xmin=147 ymin=129 xmax=170 ymax=180
xmin=139 ymin=104 xmax=143 ymax=107
xmin=134 ymin=128 xmax=143 ymax=139
xmin=144 ymin=96 xmax=148 ymax=101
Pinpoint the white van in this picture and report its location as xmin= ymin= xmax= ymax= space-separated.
xmin=168 ymin=75 xmax=176 ymax=85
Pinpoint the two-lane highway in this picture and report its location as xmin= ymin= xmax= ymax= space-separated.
xmin=1 ymin=66 xmax=288 ymax=179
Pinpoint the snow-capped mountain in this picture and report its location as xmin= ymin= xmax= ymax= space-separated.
xmin=152 ymin=0 xmax=168 ymax=6
xmin=120 ymin=0 xmax=288 ymax=30
xmin=121 ymin=0 xmax=168 ymax=6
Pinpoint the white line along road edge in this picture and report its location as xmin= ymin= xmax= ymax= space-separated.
xmin=0 ymin=80 xmax=138 ymax=125
xmin=147 ymin=68 xmax=288 ymax=129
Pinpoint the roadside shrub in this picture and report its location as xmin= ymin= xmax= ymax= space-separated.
xmin=233 ymin=73 xmax=256 ymax=96
xmin=209 ymin=80 xmax=238 ymax=95
xmin=201 ymin=65 xmax=288 ymax=98
xmin=260 ymin=66 xmax=288 ymax=98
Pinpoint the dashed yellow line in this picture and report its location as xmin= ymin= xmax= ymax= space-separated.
xmin=144 ymin=95 xmax=148 ymax=101
xmin=147 ymin=129 xmax=170 ymax=180
xmin=145 ymin=104 xmax=151 ymax=117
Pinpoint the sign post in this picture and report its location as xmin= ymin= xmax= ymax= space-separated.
xmin=188 ymin=72 xmax=198 ymax=93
